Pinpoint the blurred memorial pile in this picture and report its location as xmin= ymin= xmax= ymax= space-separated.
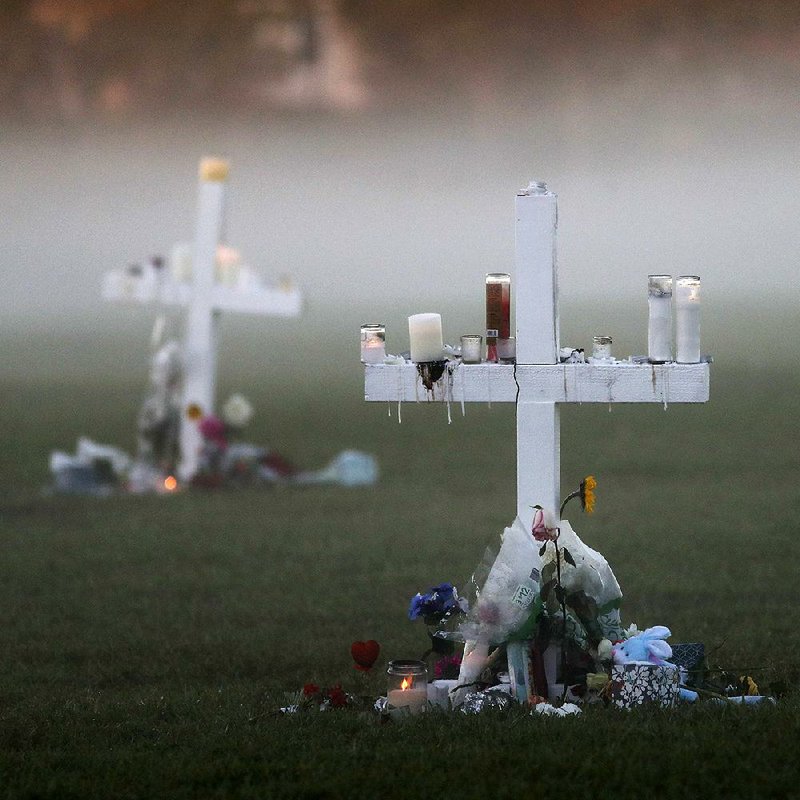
xmin=49 ymin=331 xmax=377 ymax=495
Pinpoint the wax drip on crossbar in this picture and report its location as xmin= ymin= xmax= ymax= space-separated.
xmin=416 ymin=361 xmax=447 ymax=392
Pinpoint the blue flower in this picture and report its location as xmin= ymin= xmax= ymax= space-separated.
xmin=408 ymin=582 xmax=466 ymax=622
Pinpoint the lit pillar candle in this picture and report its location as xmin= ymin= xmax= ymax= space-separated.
xmin=386 ymin=660 xmax=428 ymax=715
xmin=408 ymin=313 xmax=443 ymax=362
xmin=647 ymin=275 xmax=673 ymax=363
xmin=675 ymin=276 xmax=701 ymax=363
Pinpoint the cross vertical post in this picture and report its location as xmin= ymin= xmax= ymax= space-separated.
xmin=179 ymin=158 xmax=228 ymax=480
xmin=515 ymin=182 xmax=560 ymax=528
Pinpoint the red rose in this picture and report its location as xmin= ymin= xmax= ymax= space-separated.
xmin=327 ymin=684 xmax=348 ymax=708
xmin=351 ymin=640 xmax=380 ymax=672
xmin=302 ymin=683 xmax=320 ymax=697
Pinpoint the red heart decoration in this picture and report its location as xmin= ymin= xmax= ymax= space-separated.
xmin=351 ymin=640 xmax=380 ymax=671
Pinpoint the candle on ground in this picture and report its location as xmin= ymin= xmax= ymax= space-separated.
xmin=387 ymin=682 xmax=428 ymax=713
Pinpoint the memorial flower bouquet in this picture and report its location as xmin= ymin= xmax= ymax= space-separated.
xmin=408 ymin=582 xmax=469 ymax=656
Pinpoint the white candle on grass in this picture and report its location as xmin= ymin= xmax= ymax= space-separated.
xmin=647 ymin=275 xmax=672 ymax=363
xmin=387 ymin=685 xmax=428 ymax=712
xmin=386 ymin=660 xmax=428 ymax=715
xmin=408 ymin=313 xmax=444 ymax=362
xmin=675 ymin=276 xmax=701 ymax=363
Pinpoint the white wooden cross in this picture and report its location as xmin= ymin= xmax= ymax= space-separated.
xmin=364 ymin=181 xmax=709 ymax=530
xmin=102 ymin=157 xmax=302 ymax=481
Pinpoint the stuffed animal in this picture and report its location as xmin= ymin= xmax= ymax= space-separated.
xmin=612 ymin=625 xmax=673 ymax=666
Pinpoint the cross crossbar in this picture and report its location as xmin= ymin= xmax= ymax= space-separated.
xmin=365 ymin=361 xmax=709 ymax=405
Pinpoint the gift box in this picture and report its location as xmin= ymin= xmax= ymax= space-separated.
xmin=609 ymin=663 xmax=680 ymax=709
xmin=669 ymin=643 xmax=705 ymax=687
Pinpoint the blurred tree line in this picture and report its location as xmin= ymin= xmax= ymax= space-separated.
xmin=2 ymin=0 xmax=799 ymax=121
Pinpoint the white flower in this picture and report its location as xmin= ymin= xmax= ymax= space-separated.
xmin=222 ymin=393 xmax=253 ymax=428
xmin=596 ymin=639 xmax=613 ymax=661
xmin=624 ymin=623 xmax=639 ymax=639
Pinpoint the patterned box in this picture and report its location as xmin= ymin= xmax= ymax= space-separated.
xmin=609 ymin=663 xmax=680 ymax=709
xmin=669 ymin=643 xmax=705 ymax=686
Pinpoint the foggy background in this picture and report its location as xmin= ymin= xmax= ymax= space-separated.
xmin=3 ymin=0 xmax=799 ymax=389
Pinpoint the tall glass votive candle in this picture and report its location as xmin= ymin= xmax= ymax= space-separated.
xmin=387 ymin=660 xmax=428 ymax=715
xmin=592 ymin=335 xmax=613 ymax=361
xmin=647 ymin=275 xmax=673 ymax=363
xmin=485 ymin=273 xmax=511 ymax=363
xmin=408 ymin=313 xmax=444 ymax=362
xmin=497 ymin=337 xmax=516 ymax=364
xmin=675 ymin=276 xmax=701 ymax=363
xmin=360 ymin=324 xmax=386 ymax=364
xmin=460 ymin=334 xmax=482 ymax=364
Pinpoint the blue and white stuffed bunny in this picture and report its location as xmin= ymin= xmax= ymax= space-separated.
xmin=612 ymin=625 xmax=673 ymax=666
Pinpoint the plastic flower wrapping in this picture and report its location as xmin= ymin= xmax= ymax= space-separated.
xmin=539 ymin=519 xmax=624 ymax=645
xmin=457 ymin=517 xmax=545 ymax=645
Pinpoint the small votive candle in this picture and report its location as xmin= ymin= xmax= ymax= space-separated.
xmin=408 ymin=313 xmax=444 ymax=362
xmin=675 ymin=276 xmax=701 ymax=363
xmin=360 ymin=323 xmax=386 ymax=364
xmin=592 ymin=335 xmax=613 ymax=361
xmin=387 ymin=660 xmax=428 ymax=715
xmin=497 ymin=337 xmax=516 ymax=364
xmin=647 ymin=275 xmax=673 ymax=363
xmin=460 ymin=334 xmax=482 ymax=364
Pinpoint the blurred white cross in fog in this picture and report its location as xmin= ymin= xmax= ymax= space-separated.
xmin=364 ymin=181 xmax=710 ymax=529
xmin=102 ymin=158 xmax=302 ymax=481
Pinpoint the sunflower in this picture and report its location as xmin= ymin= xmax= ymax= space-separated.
xmin=580 ymin=475 xmax=597 ymax=514
xmin=186 ymin=403 xmax=203 ymax=421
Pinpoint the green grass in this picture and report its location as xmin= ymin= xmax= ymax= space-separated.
xmin=1 ymin=337 xmax=799 ymax=798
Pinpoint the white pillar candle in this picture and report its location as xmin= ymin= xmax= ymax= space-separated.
xmin=387 ymin=686 xmax=428 ymax=713
xmin=675 ymin=276 xmax=701 ymax=363
xmin=647 ymin=275 xmax=672 ymax=363
xmin=408 ymin=313 xmax=444 ymax=362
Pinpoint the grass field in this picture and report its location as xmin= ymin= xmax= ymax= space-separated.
xmin=1 ymin=323 xmax=799 ymax=799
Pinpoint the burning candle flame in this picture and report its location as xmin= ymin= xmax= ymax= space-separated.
xmin=164 ymin=475 xmax=178 ymax=492
xmin=400 ymin=677 xmax=412 ymax=691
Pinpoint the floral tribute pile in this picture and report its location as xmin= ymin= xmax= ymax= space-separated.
xmin=49 ymin=387 xmax=378 ymax=495
xmin=283 ymin=477 xmax=776 ymax=719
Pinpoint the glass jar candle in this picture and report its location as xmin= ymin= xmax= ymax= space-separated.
xmin=592 ymin=335 xmax=613 ymax=361
xmin=360 ymin=324 xmax=386 ymax=364
xmin=497 ymin=337 xmax=516 ymax=364
xmin=386 ymin=659 xmax=428 ymax=714
xmin=675 ymin=276 xmax=701 ymax=363
xmin=460 ymin=334 xmax=482 ymax=364
xmin=647 ymin=275 xmax=672 ymax=363
xmin=485 ymin=273 xmax=511 ymax=362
